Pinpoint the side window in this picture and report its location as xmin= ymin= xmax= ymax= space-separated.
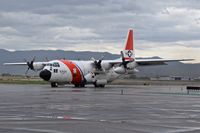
xmin=53 ymin=69 xmax=58 ymax=73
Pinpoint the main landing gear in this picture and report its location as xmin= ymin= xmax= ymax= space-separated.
xmin=51 ymin=82 xmax=58 ymax=88
xmin=94 ymin=83 xmax=105 ymax=88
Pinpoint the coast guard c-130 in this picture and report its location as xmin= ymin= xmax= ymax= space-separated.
xmin=4 ymin=29 xmax=192 ymax=88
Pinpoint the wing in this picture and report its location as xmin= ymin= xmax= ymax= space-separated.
xmin=135 ymin=59 xmax=193 ymax=66
xmin=104 ymin=58 xmax=122 ymax=65
xmin=3 ymin=62 xmax=48 ymax=71
xmin=3 ymin=62 xmax=48 ymax=66
xmin=102 ymin=58 xmax=193 ymax=66
xmin=4 ymin=62 xmax=28 ymax=65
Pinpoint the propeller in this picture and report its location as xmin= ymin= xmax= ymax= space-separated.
xmin=24 ymin=57 xmax=35 ymax=75
xmin=120 ymin=51 xmax=129 ymax=69
xmin=91 ymin=55 xmax=104 ymax=70
xmin=45 ymin=57 xmax=49 ymax=61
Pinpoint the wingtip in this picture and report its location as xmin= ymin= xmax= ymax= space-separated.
xmin=182 ymin=59 xmax=194 ymax=61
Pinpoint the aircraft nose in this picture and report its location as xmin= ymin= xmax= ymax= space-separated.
xmin=39 ymin=69 xmax=51 ymax=81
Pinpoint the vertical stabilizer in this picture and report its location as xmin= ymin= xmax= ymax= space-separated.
xmin=122 ymin=29 xmax=135 ymax=61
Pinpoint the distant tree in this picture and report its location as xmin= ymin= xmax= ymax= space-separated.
xmin=1 ymin=73 xmax=12 ymax=76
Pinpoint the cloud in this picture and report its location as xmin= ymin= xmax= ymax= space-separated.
xmin=136 ymin=44 xmax=200 ymax=63
xmin=0 ymin=26 xmax=19 ymax=35
xmin=0 ymin=0 xmax=200 ymax=62
xmin=47 ymin=26 xmax=99 ymax=40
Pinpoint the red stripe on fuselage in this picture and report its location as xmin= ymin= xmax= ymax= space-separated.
xmin=60 ymin=60 xmax=82 ymax=84
xmin=124 ymin=57 xmax=134 ymax=61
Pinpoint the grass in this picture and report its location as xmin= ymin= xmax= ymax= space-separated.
xmin=0 ymin=76 xmax=48 ymax=85
xmin=0 ymin=76 xmax=199 ymax=86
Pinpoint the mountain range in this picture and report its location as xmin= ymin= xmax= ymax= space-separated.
xmin=0 ymin=49 xmax=199 ymax=78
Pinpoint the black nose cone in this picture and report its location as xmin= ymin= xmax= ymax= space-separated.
xmin=39 ymin=70 xmax=51 ymax=81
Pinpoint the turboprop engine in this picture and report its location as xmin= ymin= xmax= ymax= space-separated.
xmin=84 ymin=72 xmax=96 ymax=83
xmin=114 ymin=66 xmax=138 ymax=74
xmin=114 ymin=66 xmax=126 ymax=74
xmin=32 ymin=62 xmax=45 ymax=71
xmin=96 ymin=79 xmax=107 ymax=85
xmin=24 ymin=57 xmax=45 ymax=74
xmin=101 ymin=62 xmax=112 ymax=70
xmin=114 ymin=62 xmax=137 ymax=74
xmin=126 ymin=62 xmax=136 ymax=69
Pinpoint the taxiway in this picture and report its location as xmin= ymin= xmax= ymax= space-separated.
xmin=0 ymin=84 xmax=200 ymax=133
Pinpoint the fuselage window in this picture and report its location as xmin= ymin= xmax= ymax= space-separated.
xmin=54 ymin=69 xmax=58 ymax=73
xmin=47 ymin=63 xmax=53 ymax=67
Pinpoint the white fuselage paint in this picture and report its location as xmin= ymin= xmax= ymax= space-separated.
xmin=42 ymin=60 xmax=122 ymax=84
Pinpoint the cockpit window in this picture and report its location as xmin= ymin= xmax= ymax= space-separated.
xmin=46 ymin=62 xmax=60 ymax=67
xmin=53 ymin=62 xmax=60 ymax=67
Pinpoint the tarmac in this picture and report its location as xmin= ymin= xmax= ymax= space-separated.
xmin=0 ymin=84 xmax=200 ymax=133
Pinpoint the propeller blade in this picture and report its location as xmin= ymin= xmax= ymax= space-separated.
xmin=24 ymin=58 xmax=27 ymax=62
xmin=100 ymin=55 xmax=105 ymax=61
xmin=24 ymin=56 xmax=36 ymax=75
xmin=45 ymin=57 xmax=49 ymax=61
xmin=91 ymin=57 xmax=103 ymax=70
xmin=25 ymin=67 xmax=30 ymax=75
xmin=90 ymin=57 xmax=96 ymax=62
xmin=120 ymin=51 xmax=128 ymax=69
xmin=120 ymin=51 xmax=125 ymax=62
xmin=33 ymin=56 xmax=35 ymax=62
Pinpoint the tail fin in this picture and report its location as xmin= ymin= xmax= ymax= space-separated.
xmin=122 ymin=29 xmax=135 ymax=61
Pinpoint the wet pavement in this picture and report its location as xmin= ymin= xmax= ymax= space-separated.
xmin=0 ymin=84 xmax=200 ymax=133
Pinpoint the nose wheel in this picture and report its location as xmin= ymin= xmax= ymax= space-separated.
xmin=74 ymin=83 xmax=85 ymax=88
xmin=51 ymin=82 xmax=58 ymax=88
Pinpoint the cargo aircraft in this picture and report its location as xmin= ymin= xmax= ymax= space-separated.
xmin=4 ymin=29 xmax=192 ymax=88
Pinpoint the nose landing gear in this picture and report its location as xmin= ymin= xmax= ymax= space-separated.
xmin=51 ymin=82 xmax=58 ymax=88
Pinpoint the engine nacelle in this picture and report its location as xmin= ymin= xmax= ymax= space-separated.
xmin=84 ymin=72 xmax=96 ymax=83
xmin=33 ymin=62 xmax=45 ymax=71
xmin=101 ymin=62 xmax=112 ymax=70
xmin=126 ymin=62 xmax=136 ymax=69
xmin=126 ymin=69 xmax=139 ymax=74
xmin=114 ymin=66 xmax=126 ymax=74
xmin=96 ymin=79 xmax=107 ymax=85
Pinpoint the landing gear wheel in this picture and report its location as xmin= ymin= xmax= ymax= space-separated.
xmin=94 ymin=83 xmax=98 ymax=88
xmin=74 ymin=84 xmax=79 ymax=88
xmin=94 ymin=83 xmax=105 ymax=88
xmin=80 ymin=84 xmax=85 ymax=87
xmin=100 ymin=84 xmax=105 ymax=88
xmin=74 ymin=83 xmax=85 ymax=88
xmin=51 ymin=82 xmax=58 ymax=88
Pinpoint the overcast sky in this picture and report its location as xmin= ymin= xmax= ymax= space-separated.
xmin=0 ymin=0 xmax=200 ymax=62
